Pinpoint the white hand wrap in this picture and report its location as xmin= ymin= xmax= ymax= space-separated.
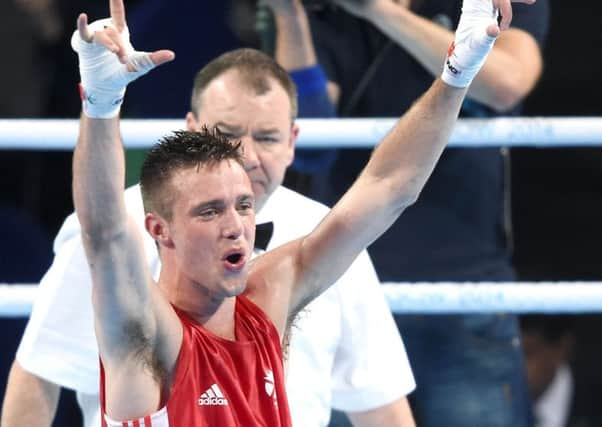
xmin=71 ymin=18 xmax=156 ymax=118
xmin=441 ymin=0 xmax=499 ymax=88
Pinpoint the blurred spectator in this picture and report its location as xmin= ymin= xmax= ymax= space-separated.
xmin=521 ymin=315 xmax=602 ymax=427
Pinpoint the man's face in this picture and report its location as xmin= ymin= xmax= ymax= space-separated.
xmin=166 ymin=160 xmax=256 ymax=298
xmin=187 ymin=70 xmax=299 ymax=212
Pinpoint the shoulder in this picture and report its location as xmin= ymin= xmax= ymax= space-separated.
xmin=266 ymin=187 xmax=380 ymax=281
xmin=236 ymin=295 xmax=282 ymax=345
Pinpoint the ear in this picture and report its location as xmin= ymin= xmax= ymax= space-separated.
xmin=286 ymin=122 xmax=300 ymax=167
xmin=145 ymin=212 xmax=174 ymax=249
xmin=185 ymin=111 xmax=199 ymax=131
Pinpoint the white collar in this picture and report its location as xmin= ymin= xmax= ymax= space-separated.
xmin=534 ymin=364 xmax=574 ymax=427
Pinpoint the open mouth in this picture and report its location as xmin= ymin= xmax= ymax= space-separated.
xmin=226 ymin=253 xmax=242 ymax=264
xmin=223 ymin=251 xmax=246 ymax=271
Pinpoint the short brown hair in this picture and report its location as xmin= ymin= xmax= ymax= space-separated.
xmin=190 ymin=48 xmax=298 ymax=121
xmin=140 ymin=128 xmax=243 ymax=220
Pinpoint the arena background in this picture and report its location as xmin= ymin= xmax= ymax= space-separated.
xmin=0 ymin=1 xmax=601 ymax=425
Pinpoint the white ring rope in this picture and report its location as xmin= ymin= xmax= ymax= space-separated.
xmin=3 ymin=118 xmax=601 ymax=318
xmin=0 ymin=285 xmax=38 ymax=318
xmin=1 ymin=117 xmax=602 ymax=150
xmin=2 ymin=283 xmax=602 ymax=318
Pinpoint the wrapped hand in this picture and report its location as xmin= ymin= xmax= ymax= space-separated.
xmin=71 ymin=1 xmax=174 ymax=118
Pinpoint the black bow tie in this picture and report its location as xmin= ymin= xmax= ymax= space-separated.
xmin=255 ymin=222 xmax=274 ymax=251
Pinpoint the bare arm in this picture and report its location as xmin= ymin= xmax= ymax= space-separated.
xmin=1 ymin=362 xmax=59 ymax=427
xmin=74 ymin=117 xmax=156 ymax=347
xmin=72 ymin=1 xmax=177 ymax=419
xmin=336 ymin=0 xmax=542 ymax=111
xmin=251 ymin=79 xmax=467 ymax=327
xmin=265 ymin=0 xmax=341 ymax=102
xmin=75 ymin=112 xmax=166 ymax=419
xmin=348 ymin=397 xmax=415 ymax=427
xmin=259 ymin=0 xmax=536 ymax=318
xmin=291 ymin=79 xmax=466 ymax=309
xmin=267 ymin=0 xmax=317 ymax=69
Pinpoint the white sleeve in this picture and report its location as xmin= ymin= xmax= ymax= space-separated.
xmin=16 ymin=227 xmax=99 ymax=393
xmin=16 ymin=185 xmax=159 ymax=394
xmin=330 ymin=250 xmax=416 ymax=412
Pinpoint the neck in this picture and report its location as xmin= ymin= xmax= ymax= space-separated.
xmin=157 ymin=265 xmax=238 ymax=341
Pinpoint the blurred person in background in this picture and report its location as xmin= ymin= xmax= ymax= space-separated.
xmin=521 ymin=315 xmax=602 ymax=427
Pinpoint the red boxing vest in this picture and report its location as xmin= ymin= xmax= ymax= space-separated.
xmin=100 ymin=295 xmax=292 ymax=427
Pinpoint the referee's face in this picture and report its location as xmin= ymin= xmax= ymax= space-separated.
xmin=187 ymin=69 xmax=299 ymax=213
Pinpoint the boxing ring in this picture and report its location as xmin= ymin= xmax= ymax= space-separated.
xmin=1 ymin=117 xmax=602 ymax=317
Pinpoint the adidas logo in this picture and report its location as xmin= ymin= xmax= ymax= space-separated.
xmin=198 ymin=384 xmax=229 ymax=406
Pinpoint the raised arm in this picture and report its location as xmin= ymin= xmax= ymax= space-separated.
xmin=71 ymin=0 xmax=177 ymax=419
xmin=266 ymin=0 xmax=533 ymax=315
xmin=289 ymin=79 xmax=467 ymax=306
